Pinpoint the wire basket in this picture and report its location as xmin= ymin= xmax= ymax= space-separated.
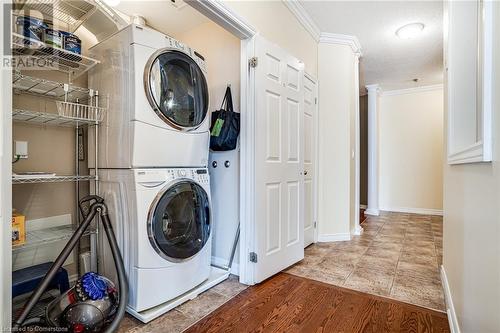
xmin=56 ymin=101 xmax=106 ymax=122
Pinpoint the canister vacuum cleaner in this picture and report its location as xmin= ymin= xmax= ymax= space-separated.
xmin=13 ymin=196 xmax=128 ymax=333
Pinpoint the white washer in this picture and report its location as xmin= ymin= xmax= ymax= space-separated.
xmin=98 ymin=168 xmax=212 ymax=312
xmin=89 ymin=24 xmax=210 ymax=168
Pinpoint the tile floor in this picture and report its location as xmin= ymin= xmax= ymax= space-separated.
xmin=117 ymin=275 xmax=247 ymax=333
xmin=285 ymin=211 xmax=445 ymax=311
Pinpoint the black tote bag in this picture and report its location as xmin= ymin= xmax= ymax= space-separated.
xmin=210 ymin=86 xmax=240 ymax=151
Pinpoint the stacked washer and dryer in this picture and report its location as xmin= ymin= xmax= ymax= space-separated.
xmin=88 ymin=24 xmax=218 ymax=321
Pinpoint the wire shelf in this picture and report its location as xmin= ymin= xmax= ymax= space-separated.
xmin=13 ymin=108 xmax=100 ymax=127
xmin=12 ymin=174 xmax=96 ymax=184
xmin=13 ymin=72 xmax=91 ymax=102
xmin=14 ymin=0 xmax=97 ymax=32
xmin=12 ymin=224 xmax=96 ymax=253
xmin=11 ymin=32 xmax=99 ymax=78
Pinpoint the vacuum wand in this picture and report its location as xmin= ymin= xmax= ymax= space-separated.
xmin=13 ymin=196 xmax=128 ymax=333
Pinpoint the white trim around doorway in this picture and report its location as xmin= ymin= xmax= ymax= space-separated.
xmin=186 ymin=0 xmax=257 ymax=285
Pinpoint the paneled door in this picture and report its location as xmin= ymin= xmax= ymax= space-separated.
xmin=303 ymin=75 xmax=316 ymax=247
xmin=253 ymin=36 xmax=304 ymax=283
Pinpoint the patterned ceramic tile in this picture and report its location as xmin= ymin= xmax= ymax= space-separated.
xmin=344 ymin=266 xmax=395 ymax=296
xmin=117 ymin=275 xmax=248 ymax=333
xmin=287 ymin=211 xmax=446 ymax=312
xmin=391 ymin=273 xmax=445 ymax=310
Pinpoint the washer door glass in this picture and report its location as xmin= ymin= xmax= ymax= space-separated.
xmin=148 ymin=51 xmax=208 ymax=129
xmin=150 ymin=181 xmax=210 ymax=260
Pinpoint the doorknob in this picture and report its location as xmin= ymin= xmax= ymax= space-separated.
xmin=304 ymin=170 xmax=308 ymax=176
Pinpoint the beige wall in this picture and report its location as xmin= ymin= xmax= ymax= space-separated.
xmin=223 ymin=0 xmax=318 ymax=77
xmin=317 ymin=42 xmax=357 ymax=237
xmin=443 ymin=2 xmax=500 ymax=332
xmin=174 ymin=21 xmax=240 ymax=114
xmin=378 ymin=88 xmax=444 ymax=213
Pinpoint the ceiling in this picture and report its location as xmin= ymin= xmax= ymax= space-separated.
xmin=300 ymin=0 xmax=444 ymax=91
xmin=113 ymin=0 xmax=209 ymax=39
xmin=113 ymin=0 xmax=442 ymax=92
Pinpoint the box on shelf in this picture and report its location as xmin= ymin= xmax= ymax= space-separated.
xmin=12 ymin=212 xmax=26 ymax=246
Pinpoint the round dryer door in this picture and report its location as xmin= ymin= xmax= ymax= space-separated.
xmin=146 ymin=50 xmax=209 ymax=131
xmin=148 ymin=180 xmax=210 ymax=261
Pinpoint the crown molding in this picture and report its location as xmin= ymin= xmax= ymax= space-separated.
xmin=281 ymin=1 xmax=362 ymax=55
xmin=381 ymin=84 xmax=443 ymax=96
xmin=319 ymin=32 xmax=362 ymax=55
xmin=282 ymin=0 xmax=321 ymax=41
xmin=186 ymin=0 xmax=257 ymax=39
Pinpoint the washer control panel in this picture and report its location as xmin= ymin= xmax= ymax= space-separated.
xmin=194 ymin=168 xmax=209 ymax=184
xmin=168 ymin=168 xmax=210 ymax=184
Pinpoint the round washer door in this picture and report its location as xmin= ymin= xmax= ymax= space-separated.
xmin=148 ymin=180 xmax=211 ymax=262
xmin=145 ymin=50 xmax=209 ymax=131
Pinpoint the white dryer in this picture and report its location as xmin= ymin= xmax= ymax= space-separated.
xmin=98 ymin=168 xmax=212 ymax=312
xmin=89 ymin=24 xmax=210 ymax=168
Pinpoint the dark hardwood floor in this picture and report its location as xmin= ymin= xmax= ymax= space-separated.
xmin=185 ymin=273 xmax=450 ymax=333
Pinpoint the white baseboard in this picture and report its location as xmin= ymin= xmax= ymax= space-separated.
xmin=211 ymin=256 xmax=239 ymax=276
xmin=441 ymin=265 xmax=460 ymax=333
xmin=360 ymin=204 xmax=367 ymax=209
xmin=351 ymin=225 xmax=364 ymax=236
xmin=317 ymin=233 xmax=351 ymax=242
xmin=380 ymin=206 xmax=443 ymax=216
xmin=364 ymin=208 xmax=380 ymax=216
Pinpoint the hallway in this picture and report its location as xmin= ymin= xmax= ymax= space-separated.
xmin=285 ymin=212 xmax=445 ymax=311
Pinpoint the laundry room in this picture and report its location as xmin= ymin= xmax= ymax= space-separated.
xmin=8 ymin=0 xmax=244 ymax=328
xmin=3 ymin=0 xmax=326 ymax=330
xmin=5 ymin=0 xmax=500 ymax=332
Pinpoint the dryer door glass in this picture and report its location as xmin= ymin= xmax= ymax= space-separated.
xmin=150 ymin=181 xmax=210 ymax=260
xmin=148 ymin=51 xmax=208 ymax=129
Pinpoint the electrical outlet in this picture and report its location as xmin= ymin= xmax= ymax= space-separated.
xmin=14 ymin=141 xmax=28 ymax=159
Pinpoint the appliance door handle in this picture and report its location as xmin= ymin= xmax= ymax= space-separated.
xmin=138 ymin=181 xmax=166 ymax=188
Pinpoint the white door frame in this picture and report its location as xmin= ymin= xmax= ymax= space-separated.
xmin=239 ymin=36 xmax=256 ymax=284
xmin=304 ymin=72 xmax=319 ymax=244
xmin=186 ymin=0 xmax=258 ymax=285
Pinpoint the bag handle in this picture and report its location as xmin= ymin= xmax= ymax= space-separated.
xmin=220 ymin=86 xmax=234 ymax=113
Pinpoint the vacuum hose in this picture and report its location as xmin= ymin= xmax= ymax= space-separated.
xmin=13 ymin=196 xmax=128 ymax=333
xmin=100 ymin=211 xmax=128 ymax=333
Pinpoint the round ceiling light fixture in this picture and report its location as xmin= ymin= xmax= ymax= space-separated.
xmin=396 ymin=23 xmax=425 ymax=39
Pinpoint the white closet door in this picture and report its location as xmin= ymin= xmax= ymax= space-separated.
xmin=253 ymin=36 xmax=304 ymax=283
xmin=303 ymin=76 xmax=316 ymax=248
